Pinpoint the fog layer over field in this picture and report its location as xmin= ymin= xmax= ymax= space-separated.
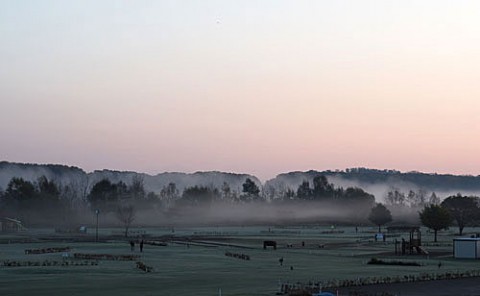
xmin=79 ymin=200 xmax=373 ymax=228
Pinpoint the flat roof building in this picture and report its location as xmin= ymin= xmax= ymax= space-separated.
xmin=453 ymin=237 xmax=480 ymax=259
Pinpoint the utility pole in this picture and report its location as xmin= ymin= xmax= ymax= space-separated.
xmin=95 ymin=209 xmax=100 ymax=242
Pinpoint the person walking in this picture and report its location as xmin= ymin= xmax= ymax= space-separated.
xmin=140 ymin=240 xmax=144 ymax=252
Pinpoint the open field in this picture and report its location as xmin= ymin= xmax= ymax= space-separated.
xmin=1 ymin=225 xmax=480 ymax=296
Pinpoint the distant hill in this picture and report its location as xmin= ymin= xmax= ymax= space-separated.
xmin=264 ymin=168 xmax=480 ymax=200
xmin=0 ymin=161 xmax=87 ymax=190
xmin=0 ymin=161 xmax=260 ymax=195
xmin=87 ymin=169 xmax=259 ymax=194
xmin=2 ymin=162 xmax=480 ymax=201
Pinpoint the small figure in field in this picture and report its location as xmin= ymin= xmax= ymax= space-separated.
xmin=290 ymin=266 xmax=293 ymax=271
xmin=438 ymin=261 xmax=442 ymax=269
xmin=301 ymin=241 xmax=305 ymax=247
xmin=355 ymin=226 xmax=358 ymax=234
xmin=140 ymin=240 xmax=144 ymax=252
xmin=279 ymin=257 xmax=284 ymax=266
xmin=130 ymin=240 xmax=135 ymax=251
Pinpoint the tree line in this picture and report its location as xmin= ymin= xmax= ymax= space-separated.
xmin=2 ymin=174 xmax=480 ymax=241
xmin=368 ymin=194 xmax=480 ymax=242
xmin=0 ymin=175 xmax=376 ymax=224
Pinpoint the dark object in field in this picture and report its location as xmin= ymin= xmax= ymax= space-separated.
xmin=280 ymin=283 xmax=325 ymax=295
xmin=74 ymin=253 xmax=139 ymax=261
xmin=320 ymin=230 xmax=345 ymax=234
xmin=263 ymin=240 xmax=277 ymax=250
xmin=144 ymin=241 xmax=167 ymax=247
xmin=225 ymin=251 xmax=250 ymax=260
xmin=285 ymin=269 xmax=480 ymax=291
xmin=391 ymin=226 xmax=425 ymax=256
xmin=25 ymin=247 xmax=71 ymax=255
xmin=129 ymin=240 xmax=135 ymax=251
xmin=140 ymin=240 xmax=144 ymax=252
xmin=279 ymin=257 xmax=283 ymax=266
xmin=2 ymin=259 xmax=97 ymax=267
xmin=367 ymin=257 xmax=421 ymax=266
xmin=136 ymin=261 xmax=153 ymax=272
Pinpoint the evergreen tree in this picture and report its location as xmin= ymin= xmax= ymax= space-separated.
xmin=241 ymin=178 xmax=260 ymax=201
xmin=296 ymin=181 xmax=313 ymax=200
xmin=312 ymin=175 xmax=335 ymax=199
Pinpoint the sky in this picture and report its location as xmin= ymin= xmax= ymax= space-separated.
xmin=1 ymin=0 xmax=480 ymax=181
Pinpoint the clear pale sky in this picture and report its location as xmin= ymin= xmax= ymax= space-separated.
xmin=1 ymin=1 xmax=480 ymax=180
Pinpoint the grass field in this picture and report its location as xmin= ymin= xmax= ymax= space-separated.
xmin=1 ymin=225 xmax=479 ymax=296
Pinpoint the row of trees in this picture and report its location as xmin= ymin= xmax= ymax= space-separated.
xmin=368 ymin=194 xmax=480 ymax=242
xmin=420 ymin=194 xmax=480 ymax=241
xmin=0 ymin=177 xmax=69 ymax=225
xmin=3 ymin=174 xmax=479 ymax=241
xmin=293 ymin=176 xmax=375 ymax=205
xmin=0 ymin=176 xmax=264 ymax=226
xmin=384 ymin=188 xmax=440 ymax=208
xmin=0 ymin=174 xmax=377 ymax=226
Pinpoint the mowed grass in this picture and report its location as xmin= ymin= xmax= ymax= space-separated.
xmin=1 ymin=226 xmax=479 ymax=296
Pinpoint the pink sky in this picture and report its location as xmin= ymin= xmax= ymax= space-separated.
xmin=1 ymin=1 xmax=480 ymax=180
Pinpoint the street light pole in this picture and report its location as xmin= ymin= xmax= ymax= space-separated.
xmin=95 ymin=209 xmax=100 ymax=242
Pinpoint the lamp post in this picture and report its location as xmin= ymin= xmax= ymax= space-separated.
xmin=95 ymin=209 xmax=100 ymax=242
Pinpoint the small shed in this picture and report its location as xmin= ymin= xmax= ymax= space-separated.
xmin=0 ymin=217 xmax=26 ymax=233
xmin=453 ymin=238 xmax=480 ymax=259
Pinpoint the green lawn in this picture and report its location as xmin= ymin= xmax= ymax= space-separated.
xmin=1 ymin=226 xmax=479 ymax=296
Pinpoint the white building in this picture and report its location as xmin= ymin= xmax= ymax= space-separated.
xmin=453 ymin=237 xmax=480 ymax=259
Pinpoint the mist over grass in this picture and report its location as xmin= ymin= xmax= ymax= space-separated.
xmin=63 ymin=200 xmax=375 ymax=231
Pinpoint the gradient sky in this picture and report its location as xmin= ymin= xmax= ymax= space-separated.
xmin=1 ymin=1 xmax=480 ymax=180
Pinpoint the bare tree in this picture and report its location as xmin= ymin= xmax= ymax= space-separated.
xmin=116 ymin=205 xmax=135 ymax=237
xmin=160 ymin=183 xmax=179 ymax=209
xmin=384 ymin=187 xmax=405 ymax=206
xmin=130 ymin=175 xmax=145 ymax=200
xmin=428 ymin=192 xmax=440 ymax=205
